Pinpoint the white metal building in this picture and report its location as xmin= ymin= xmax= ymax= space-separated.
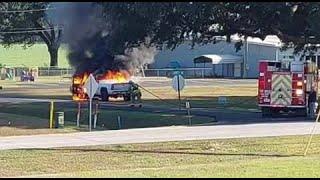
xmin=279 ymin=47 xmax=320 ymax=67
xmin=149 ymin=35 xmax=282 ymax=78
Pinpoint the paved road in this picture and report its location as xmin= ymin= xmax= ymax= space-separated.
xmin=0 ymin=121 xmax=319 ymax=150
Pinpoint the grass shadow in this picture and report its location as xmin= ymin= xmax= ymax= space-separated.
xmin=22 ymin=147 xmax=299 ymax=158
xmin=0 ymin=101 xmax=217 ymax=131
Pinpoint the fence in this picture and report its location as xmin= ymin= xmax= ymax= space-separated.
xmin=1 ymin=67 xmax=75 ymax=78
xmin=38 ymin=67 xmax=217 ymax=78
xmin=144 ymin=68 xmax=217 ymax=78
xmin=38 ymin=67 xmax=75 ymax=77
xmin=4 ymin=67 xmax=223 ymax=78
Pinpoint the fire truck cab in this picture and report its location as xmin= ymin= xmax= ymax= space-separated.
xmin=258 ymin=59 xmax=319 ymax=117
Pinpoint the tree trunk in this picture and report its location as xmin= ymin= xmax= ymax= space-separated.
xmin=49 ymin=46 xmax=59 ymax=67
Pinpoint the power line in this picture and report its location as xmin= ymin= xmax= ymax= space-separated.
xmin=1 ymin=26 xmax=63 ymax=31
xmin=0 ymin=7 xmax=58 ymax=13
xmin=2 ymin=26 xmax=63 ymax=30
xmin=0 ymin=28 xmax=63 ymax=34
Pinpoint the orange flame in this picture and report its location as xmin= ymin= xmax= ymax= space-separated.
xmin=72 ymin=72 xmax=90 ymax=101
xmin=72 ymin=93 xmax=87 ymax=101
xmin=73 ymin=72 xmax=89 ymax=85
xmin=97 ymin=70 xmax=130 ymax=83
xmin=72 ymin=95 xmax=81 ymax=101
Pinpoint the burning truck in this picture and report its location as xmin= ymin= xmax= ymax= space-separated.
xmin=71 ymin=70 xmax=138 ymax=102
xmin=49 ymin=3 xmax=156 ymax=103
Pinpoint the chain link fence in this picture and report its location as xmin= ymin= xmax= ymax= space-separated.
xmin=144 ymin=68 xmax=216 ymax=78
xmin=4 ymin=67 xmax=221 ymax=79
xmin=38 ymin=67 xmax=75 ymax=77
xmin=37 ymin=67 xmax=216 ymax=78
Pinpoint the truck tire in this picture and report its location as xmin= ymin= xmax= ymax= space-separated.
xmin=296 ymin=108 xmax=308 ymax=117
xmin=123 ymin=95 xmax=131 ymax=102
xmin=101 ymin=88 xmax=109 ymax=101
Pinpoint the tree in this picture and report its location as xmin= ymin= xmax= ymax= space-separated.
xmin=220 ymin=2 xmax=320 ymax=54
xmin=99 ymin=2 xmax=228 ymax=51
xmin=100 ymin=2 xmax=320 ymax=55
xmin=0 ymin=2 xmax=62 ymax=67
xmin=2 ymin=2 xmax=315 ymax=69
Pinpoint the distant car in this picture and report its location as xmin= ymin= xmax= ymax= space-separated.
xmin=20 ymin=71 xmax=34 ymax=82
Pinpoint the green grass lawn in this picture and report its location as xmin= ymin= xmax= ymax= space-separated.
xmin=0 ymin=78 xmax=256 ymax=136
xmin=1 ymin=135 xmax=320 ymax=177
xmin=0 ymin=78 xmax=258 ymax=110
xmin=0 ymin=78 xmax=258 ymax=137
xmin=0 ymin=116 xmax=82 ymax=137
xmin=0 ymin=43 xmax=70 ymax=68
xmin=140 ymin=85 xmax=258 ymax=110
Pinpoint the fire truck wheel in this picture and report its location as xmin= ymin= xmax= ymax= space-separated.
xmin=261 ymin=107 xmax=272 ymax=118
xmin=101 ymin=88 xmax=109 ymax=101
xmin=296 ymin=108 xmax=308 ymax=117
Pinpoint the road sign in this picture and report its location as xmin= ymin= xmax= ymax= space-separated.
xmin=83 ymin=74 xmax=99 ymax=99
xmin=172 ymin=74 xmax=185 ymax=92
xmin=172 ymin=74 xmax=185 ymax=110
xmin=83 ymin=74 xmax=99 ymax=131
xmin=170 ymin=61 xmax=181 ymax=69
xmin=186 ymin=101 xmax=190 ymax=109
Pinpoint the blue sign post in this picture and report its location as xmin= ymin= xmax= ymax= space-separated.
xmin=172 ymin=71 xmax=185 ymax=110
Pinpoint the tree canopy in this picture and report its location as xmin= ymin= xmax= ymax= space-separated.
xmin=1 ymin=2 xmax=320 ymax=68
xmin=0 ymin=2 xmax=62 ymax=67
xmin=100 ymin=2 xmax=320 ymax=54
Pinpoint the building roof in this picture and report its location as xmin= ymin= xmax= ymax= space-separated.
xmin=194 ymin=54 xmax=243 ymax=64
xmin=183 ymin=34 xmax=282 ymax=48
xmin=230 ymin=34 xmax=282 ymax=47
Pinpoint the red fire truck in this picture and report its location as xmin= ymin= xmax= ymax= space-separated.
xmin=258 ymin=60 xmax=319 ymax=117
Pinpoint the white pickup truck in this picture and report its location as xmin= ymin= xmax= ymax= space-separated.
xmin=94 ymin=80 xmax=132 ymax=101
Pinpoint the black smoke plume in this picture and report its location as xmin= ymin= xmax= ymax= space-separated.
xmin=47 ymin=2 xmax=157 ymax=75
